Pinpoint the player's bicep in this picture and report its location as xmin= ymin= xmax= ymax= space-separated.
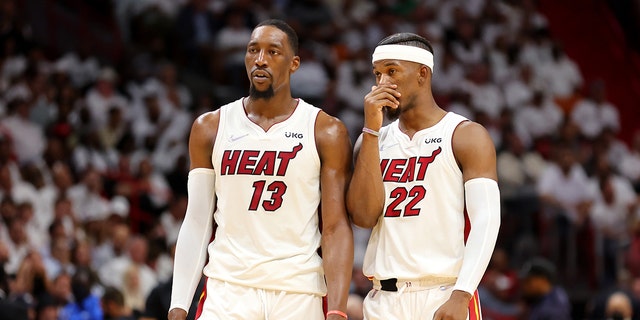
xmin=188 ymin=111 xmax=219 ymax=170
xmin=452 ymin=121 xmax=497 ymax=182
xmin=315 ymin=113 xmax=352 ymax=228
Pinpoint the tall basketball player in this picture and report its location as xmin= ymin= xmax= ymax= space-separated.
xmin=168 ymin=19 xmax=353 ymax=320
xmin=347 ymin=33 xmax=501 ymax=320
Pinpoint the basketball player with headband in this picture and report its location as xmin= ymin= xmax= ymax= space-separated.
xmin=347 ymin=32 xmax=501 ymax=320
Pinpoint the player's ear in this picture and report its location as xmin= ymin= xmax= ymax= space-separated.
xmin=418 ymin=65 xmax=431 ymax=85
xmin=290 ymin=55 xmax=300 ymax=74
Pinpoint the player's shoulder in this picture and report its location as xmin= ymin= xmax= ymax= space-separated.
xmin=193 ymin=109 xmax=220 ymax=128
xmin=452 ymin=120 xmax=496 ymax=152
xmin=314 ymin=110 xmax=348 ymax=139
xmin=190 ymin=108 xmax=222 ymax=143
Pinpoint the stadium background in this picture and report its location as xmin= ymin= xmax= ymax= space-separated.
xmin=0 ymin=0 xmax=640 ymax=319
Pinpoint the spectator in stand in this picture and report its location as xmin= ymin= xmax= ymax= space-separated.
xmin=589 ymin=171 xmax=637 ymax=287
xmin=67 ymin=168 xmax=111 ymax=223
xmin=172 ymin=0 xmax=220 ymax=76
xmin=0 ymin=98 xmax=46 ymax=164
xmin=3 ymin=216 xmax=33 ymax=275
xmin=101 ymin=286 xmax=136 ymax=320
xmin=121 ymin=264 xmax=146 ymax=315
xmin=497 ymin=130 xmax=547 ymax=250
xmin=537 ymin=143 xmax=594 ymax=285
xmin=431 ymin=48 xmax=466 ymax=97
xmin=214 ymin=7 xmax=253 ymax=91
xmin=99 ymin=106 xmax=128 ymax=152
xmin=98 ymin=235 xmax=157 ymax=303
xmin=92 ymin=222 xmax=131 ymax=272
xmin=159 ymin=195 xmax=186 ymax=247
xmin=72 ymin=130 xmax=119 ymax=174
xmin=513 ymin=89 xmax=563 ymax=148
xmin=59 ymin=268 xmax=102 ymax=320
xmin=536 ymin=42 xmax=583 ymax=104
xmin=503 ymin=65 xmax=536 ymax=110
xmin=478 ymin=248 xmax=522 ymax=320
xmin=84 ymin=67 xmax=129 ymax=130
xmin=450 ymin=17 xmax=485 ymax=67
xmin=290 ymin=45 xmax=331 ymax=108
xmin=462 ymin=63 xmax=505 ymax=121
xmin=619 ymin=131 xmax=640 ymax=192
xmin=520 ymin=257 xmax=571 ymax=320
xmin=571 ymin=80 xmax=621 ymax=141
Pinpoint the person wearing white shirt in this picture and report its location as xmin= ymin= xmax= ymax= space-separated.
xmin=85 ymin=68 xmax=130 ymax=129
xmin=432 ymin=49 xmax=466 ymax=96
xmin=0 ymin=98 xmax=46 ymax=164
xmin=537 ymin=43 xmax=583 ymax=99
xmin=514 ymin=90 xmax=563 ymax=147
xmin=619 ymin=131 xmax=640 ymax=191
xmin=462 ymin=64 xmax=505 ymax=120
xmin=160 ymin=195 xmax=187 ymax=248
xmin=503 ymin=65 xmax=536 ymax=110
xmin=589 ymin=173 xmax=637 ymax=286
xmin=537 ymin=144 xmax=594 ymax=283
xmin=571 ymin=81 xmax=620 ymax=140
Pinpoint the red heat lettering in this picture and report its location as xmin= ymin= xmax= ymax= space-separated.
xmin=237 ymin=150 xmax=260 ymax=174
xmin=381 ymin=147 xmax=442 ymax=182
xmin=276 ymin=143 xmax=303 ymax=176
xmin=221 ymin=150 xmax=241 ymax=175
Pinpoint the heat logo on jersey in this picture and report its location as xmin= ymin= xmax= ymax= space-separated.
xmin=220 ymin=143 xmax=303 ymax=176
xmin=380 ymin=147 xmax=442 ymax=183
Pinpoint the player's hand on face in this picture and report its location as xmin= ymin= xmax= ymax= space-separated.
xmin=363 ymin=84 xmax=401 ymax=130
xmin=432 ymin=291 xmax=470 ymax=320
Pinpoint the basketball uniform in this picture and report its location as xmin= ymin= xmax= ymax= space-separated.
xmin=362 ymin=112 xmax=482 ymax=319
xmin=198 ymin=98 xmax=325 ymax=319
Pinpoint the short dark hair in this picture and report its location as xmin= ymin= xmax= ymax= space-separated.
xmin=520 ymin=257 xmax=557 ymax=283
xmin=377 ymin=32 xmax=434 ymax=54
xmin=102 ymin=286 xmax=125 ymax=306
xmin=255 ymin=19 xmax=299 ymax=55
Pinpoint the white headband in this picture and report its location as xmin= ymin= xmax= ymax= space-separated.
xmin=372 ymin=44 xmax=434 ymax=73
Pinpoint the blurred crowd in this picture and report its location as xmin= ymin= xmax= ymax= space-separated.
xmin=0 ymin=0 xmax=639 ymax=319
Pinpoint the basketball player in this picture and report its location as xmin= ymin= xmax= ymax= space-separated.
xmin=168 ymin=19 xmax=353 ymax=320
xmin=347 ymin=33 xmax=501 ymax=320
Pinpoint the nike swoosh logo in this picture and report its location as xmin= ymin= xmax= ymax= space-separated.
xmin=380 ymin=143 xmax=399 ymax=151
xmin=228 ymin=133 xmax=249 ymax=142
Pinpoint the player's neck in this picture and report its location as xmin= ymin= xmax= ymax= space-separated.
xmin=245 ymin=93 xmax=297 ymax=119
xmin=398 ymin=97 xmax=445 ymax=137
xmin=244 ymin=94 xmax=298 ymax=131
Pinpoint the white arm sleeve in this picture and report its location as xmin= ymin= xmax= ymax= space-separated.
xmin=170 ymin=168 xmax=216 ymax=312
xmin=453 ymin=178 xmax=501 ymax=294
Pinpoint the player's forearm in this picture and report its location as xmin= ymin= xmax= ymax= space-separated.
xmin=347 ymin=136 xmax=385 ymax=228
xmin=454 ymin=178 xmax=500 ymax=294
xmin=321 ymin=221 xmax=354 ymax=313
xmin=170 ymin=169 xmax=215 ymax=311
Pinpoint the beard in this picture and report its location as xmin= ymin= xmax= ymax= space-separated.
xmin=249 ymin=83 xmax=275 ymax=100
xmin=384 ymin=95 xmax=416 ymax=121
xmin=384 ymin=106 xmax=401 ymax=121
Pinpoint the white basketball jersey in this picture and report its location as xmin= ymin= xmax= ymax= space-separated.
xmin=204 ymin=98 xmax=326 ymax=295
xmin=363 ymin=112 xmax=468 ymax=280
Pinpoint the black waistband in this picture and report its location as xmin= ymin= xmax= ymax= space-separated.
xmin=380 ymin=278 xmax=398 ymax=292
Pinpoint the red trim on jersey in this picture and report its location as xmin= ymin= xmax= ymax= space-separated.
xmin=194 ymin=278 xmax=208 ymax=319
xmin=194 ymin=223 xmax=217 ymax=319
xmin=464 ymin=209 xmax=483 ymax=319
xmin=468 ymin=290 xmax=482 ymax=320
xmin=463 ymin=208 xmax=471 ymax=243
